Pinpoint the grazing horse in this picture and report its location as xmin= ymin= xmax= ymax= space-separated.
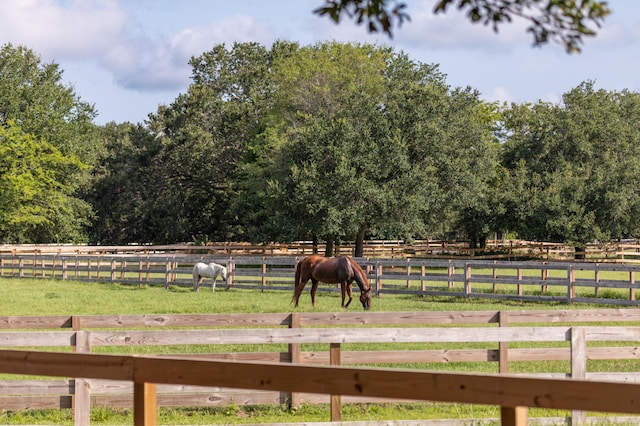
xmin=193 ymin=262 xmax=227 ymax=292
xmin=292 ymin=255 xmax=372 ymax=310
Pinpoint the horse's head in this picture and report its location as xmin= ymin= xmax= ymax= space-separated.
xmin=359 ymin=287 xmax=372 ymax=310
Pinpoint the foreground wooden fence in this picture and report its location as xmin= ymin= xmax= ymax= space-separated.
xmin=3 ymin=254 xmax=640 ymax=306
xmin=2 ymin=310 xmax=640 ymax=424
xmin=4 ymin=349 xmax=640 ymax=426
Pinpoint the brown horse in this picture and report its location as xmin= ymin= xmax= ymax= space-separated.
xmin=292 ymin=255 xmax=372 ymax=310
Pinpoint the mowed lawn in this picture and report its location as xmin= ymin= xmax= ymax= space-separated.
xmin=0 ymin=276 xmax=636 ymax=424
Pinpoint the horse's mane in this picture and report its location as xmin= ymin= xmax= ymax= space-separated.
xmin=346 ymin=257 xmax=370 ymax=291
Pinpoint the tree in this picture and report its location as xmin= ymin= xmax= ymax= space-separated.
xmin=0 ymin=44 xmax=99 ymax=165
xmin=0 ymin=121 xmax=90 ymax=242
xmin=0 ymin=44 xmax=99 ymax=242
xmin=500 ymin=82 xmax=640 ymax=255
xmin=86 ymin=122 xmax=162 ymax=244
xmin=137 ymin=42 xmax=286 ymax=243
xmin=314 ymin=0 xmax=610 ymax=52
xmin=251 ymin=42 xmax=499 ymax=256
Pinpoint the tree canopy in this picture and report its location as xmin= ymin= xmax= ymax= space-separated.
xmin=0 ymin=43 xmax=100 ymax=243
xmin=4 ymin=40 xmax=640 ymax=255
xmin=500 ymin=81 xmax=640 ymax=251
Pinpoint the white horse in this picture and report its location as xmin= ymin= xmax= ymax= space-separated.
xmin=192 ymin=262 xmax=227 ymax=292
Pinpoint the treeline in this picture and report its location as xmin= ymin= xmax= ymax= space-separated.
xmin=1 ymin=42 xmax=640 ymax=256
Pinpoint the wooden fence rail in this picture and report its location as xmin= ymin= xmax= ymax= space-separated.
xmin=3 ymin=255 xmax=640 ymax=306
xmin=5 ymin=349 xmax=640 ymax=426
xmin=2 ymin=240 xmax=640 ymax=262
xmin=2 ymin=310 xmax=640 ymax=424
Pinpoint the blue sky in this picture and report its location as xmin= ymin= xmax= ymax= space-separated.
xmin=1 ymin=0 xmax=638 ymax=125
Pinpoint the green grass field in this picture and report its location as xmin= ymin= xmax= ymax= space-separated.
xmin=0 ymin=276 xmax=637 ymax=424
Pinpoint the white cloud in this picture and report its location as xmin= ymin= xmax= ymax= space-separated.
xmin=171 ymin=15 xmax=273 ymax=55
xmin=0 ymin=0 xmax=127 ymax=59
xmin=397 ymin=0 xmax=530 ymax=52
xmin=110 ymin=14 xmax=276 ymax=92
xmin=487 ymin=87 xmax=514 ymax=104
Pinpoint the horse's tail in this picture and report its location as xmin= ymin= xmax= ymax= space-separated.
xmin=292 ymin=259 xmax=302 ymax=304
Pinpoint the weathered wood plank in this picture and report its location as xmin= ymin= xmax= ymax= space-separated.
xmin=4 ymin=350 xmax=640 ymax=415
xmin=0 ymin=380 xmax=72 ymax=394
xmin=77 ymin=313 xmax=291 ymax=328
xmin=0 ymin=395 xmax=72 ymax=409
xmin=86 ymin=327 xmax=572 ymax=346
xmin=0 ymin=331 xmax=75 ymax=346
xmin=298 ymin=311 xmax=499 ymax=325
xmin=0 ymin=315 xmax=72 ymax=329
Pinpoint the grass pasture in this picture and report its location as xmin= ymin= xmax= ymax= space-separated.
xmin=1 ymin=273 xmax=640 ymax=424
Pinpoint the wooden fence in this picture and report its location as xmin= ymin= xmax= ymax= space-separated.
xmin=2 ymin=240 xmax=640 ymax=262
xmin=2 ymin=310 xmax=640 ymax=424
xmin=3 ymin=254 xmax=640 ymax=306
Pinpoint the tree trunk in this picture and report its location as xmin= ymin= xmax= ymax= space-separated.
xmin=574 ymin=245 xmax=586 ymax=260
xmin=325 ymin=237 xmax=335 ymax=257
xmin=312 ymin=235 xmax=319 ymax=254
xmin=354 ymin=227 xmax=366 ymax=258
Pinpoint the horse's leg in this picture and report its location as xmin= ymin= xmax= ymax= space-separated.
xmin=340 ymin=282 xmax=347 ymax=307
xmin=212 ymin=277 xmax=217 ymax=293
xmin=193 ymin=274 xmax=201 ymax=292
xmin=292 ymin=278 xmax=308 ymax=307
xmin=343 ymin=282 xmax=353 ymax=308
xmin=310 ymin=278 xmax=319 ymax=308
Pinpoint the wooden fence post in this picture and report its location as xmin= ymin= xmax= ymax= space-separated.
xmin=62 ymin=258 xmax=68 ymax=280
xmin=288 ymin=312 xmax=301 ymax=409
xmin=226 ymin=258 xmax=234 ymax=290
xmin=330 ymin=342 xmax=341 ymax=422
xmin=262 ymin=257 xmax=267 ymax=292
xmin=111 ymin=259 xmax=117 ymax=284
xmin=568 ymin=265 xmax=575 ymax=304
xmin=375 ymin=262 xmax=382 ymax=297
xmin=121 ymin=260 xmax=127 ymax=280
xmin=447 ymin=260 xmax=454 ymax=288
xmin=72 ymin=317 xmax=91 ymax=426
xmin=164 ymin=260 xmax=171 ymax=289
xmin=133 ymin=382 xmax=157 ymax=426
xmin=630 ymin=271 xmax=636 ymax=302
xmin=501 ymin=406 xmax=528 ymax=426
xmin=499 ymin=311 xmax=509 ymax=374
xmin=464 ymin=263 xmax=472 ymax=297
xmin=570 ymin=327 xmax=587 ymax=425
xmin=492 ymin=260 xmax=498 ymax=293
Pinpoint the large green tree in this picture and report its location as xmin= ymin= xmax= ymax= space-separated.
xmin=0 ymin=44 xmax=99 ymax=242
xmin=0 ymin=121 xmax=90 ymax=242
xmin=86 ymin=122 xmax=162 ymax=244
xmin=0 ymin=44 xmax=99 ymax=165
xmin=249 ymin=42 xmax=499 ymax=256
xmin=135 ymin=42 xmax=291 ymax=243
xmin=501 ymin=81 xmax=640 ymax=254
